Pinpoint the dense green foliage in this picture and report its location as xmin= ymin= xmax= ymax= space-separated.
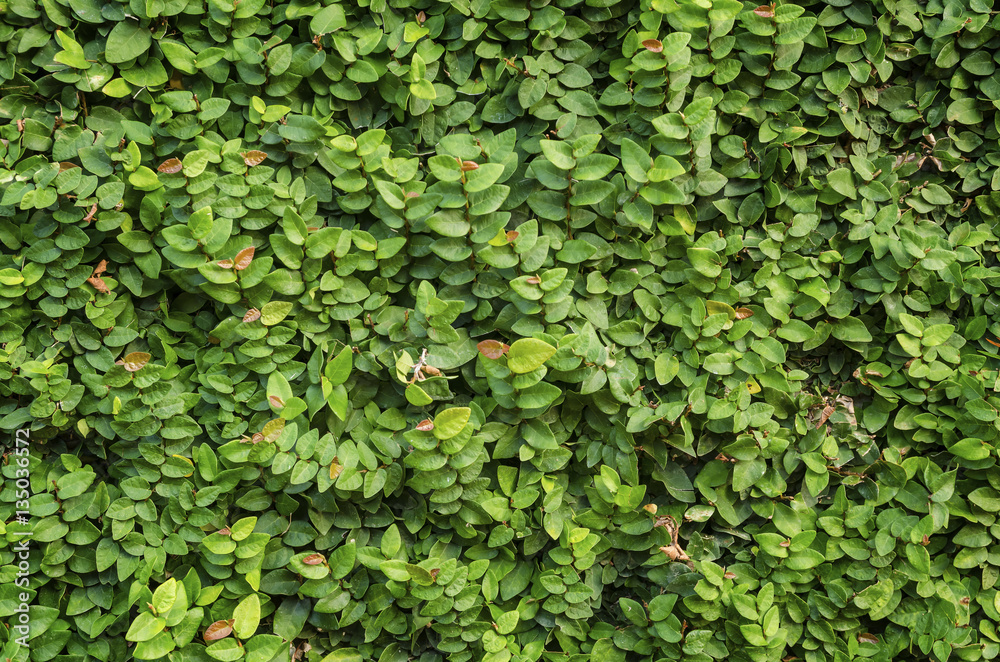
xmin=5 ymin=0 xmax=1000 ymax=661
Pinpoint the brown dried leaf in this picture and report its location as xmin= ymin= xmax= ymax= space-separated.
xmin=158 ymin=158 xmax=183 ymax=174
xmin=242 ymin=150 xmax=267 ymax=167
xmin=204 ymin=620 xmax=234 ymax=642
xmin=92 ymin=260 xmax=108 ymax=277
xmin=461 ymin=160 xmax=479 ymax=171
xmin=83 ymin=203 xmax=99 ymax=222
xmin=217 ymin=259 xmax=234 ymax=269
xmin=642 ymin=39 xmax=663 ymax=53
xmin=87 ymin=276 xmax=110 ymax=294
xmin=734 ymin=307 xmax=754 ymax=320
xmin=234 ymin=246 xmax=255 ymax=270
xmin=858 ymin=634 xmax=879 ymax=645
xmin=251 ymin=433 xmax=264 ymax=443
xmin=505 ymin=231 xmax=519 ymax=242
xmin=302 ymin=553 xmax=325 ymax=565
xmin=59 ymin=161 xmax=80 ymax=171
xmin=753 ymin=4 xmax=774 ymax=17
xmin=122 ymin=352 xmax=151 ymax=372
xmin=526 ymin=276 xmax=541 ymax=284
xmin=243 ymin=308 xmax=261 ymax=323
xmin=477 ymin=340 xmax=508 ymax=359
xmin=416 ymin=419 xmax=434 ymax=431
xmin=724 ymin=571 xmax=737 ymax=579
xmin=422 ymin=364 xmax=441 ymax=377
xmin=816 ymin=404 xmax=836 ymax=428
xmin=429 ymin=568 xmax=440 ymax=581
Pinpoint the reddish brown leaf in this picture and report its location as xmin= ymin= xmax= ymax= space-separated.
xmin=87 ymin=276 xmax=110 ymax=294
xmin=218 ymin=527 xmax=231 ymax=536
xmin=724 ymin=571 xmax=737 ymax=579
xmin=405 ymin=191 xmax=420 ymax=198
xmin=416 ymin=419 xmax=435 ymax=431
xmin=234 ymin=246 xmax=254 ymax=270
xmin=734 ymin=307 xmax=754 ymax=320
xmin=83 ymin=203 xmax=99 ymax=222
xmin=243 ymin=308 xmax=261 ymax=323
xmin=642 ymin=39 xmax=663 ymax=53
xmin=269 ymin=395 xmax=285 ymax=409
xmin=158 ymin=158 xmax=183 ymax=174
xmin=302 ymin=553 xmax=325 ymax=565
xmin=422 ymin=364 xmax=441 ymax=377
xmin=525 ymin=276 xmax=541 ymax=284
xmin=59 ymin=162 xmax=80 ymax=171
xmin=416 ymin=10 xmax=426 ymax=23
xmin=122 ymin=352 xmax=151 ymax=372
xmin=461 ymin=160 xmax=479 ymax=171
xmin=429 ymin=568 xmax=440 ymax=581
xmin=204 ymin=620 xmax=234 ymax=642
xmin=858 ymin=634 xmax=879 ymax=644
xmin=753 ymin=4 xmax=775 ymax=17
xmin=242 ymin=150 xmax=268 ymax=167
xmin=251 ymin=433 xmax=264 ymax=443
xmin=477 ymin=340 xmax=508 ymax=359
xmin=505 ymin=231 xmax=519 ymax=242
xmin=217 ymin=259 xmax=234 ymax=269
xmin=92 ymin=260 xmax=108 ymax=277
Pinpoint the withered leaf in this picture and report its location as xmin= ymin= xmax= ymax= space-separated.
xmin=157 ymin=158 xmax=183 ymax=174
xmin=242 ymin=150 xmax=267 ymax=166
xmin=122 ymin=352 xmax=151 ymax=372
xmin=477 ymin=340 xmax=508 ymax=359
xmin=234 ymin=246 xmax=254 ymax=270
xmin=642 ymin=39 xmax=663 ymax=53
xmin=243 ymin=308 xmax=261 ymax=323
xmin=204 ymin=620 xmax=234 ymax=642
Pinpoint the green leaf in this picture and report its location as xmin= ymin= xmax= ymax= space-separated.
xmin=433 ymin=407 xmax=471 ymax=439
xmin=126 ymin=612 xmax=166 ymax=642
xmin=233 ymin=594 xmax=260 ymax=639
xmin=506 ymin=338 xmax=557 ymax=373
xmin=310 ymin=4 xmax=347 ymax=34
xmin=106 ymin=21 xmax=152 ymax=63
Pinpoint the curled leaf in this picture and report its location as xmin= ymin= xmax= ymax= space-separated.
xmin=724 ymin=571 xmax=737 ymax=579
xmin=92 ymin=260 xmax=108 ymax=277
xmin=302 ymin=553 xmax=325 ymax=565
xmin=83 ymin=203 xmax=99 ymax=222
xmin=429 ymin=568 xmax=440 ymax=581
xmin=251 ymin=433 xmax=264 ymax=443
xmin=477 ymin=340 xmax=508 ymax=359
xmin=204 ymin=620 xmax=234 ymax=642
xmin=88 ymin=276 xmax=110 ymax=293
xmin=242 ymin=150 xmax=267 ymax=166
xmin=461 ymin=160 xmax=479 ymax=171
xmin=158 ymin=157 xmax=183 ymax=174
xmin=122 ymin=352 xmax=151 ymax=372
xmin=416 ymin=419 xmax=434 ymax=431
xmin=416 ymin=10 xmax=426 ymax=23
xmin=268 ymin=395 xmax=285 ymax=409
xmin=734 ymin=307 xmax=754 ymax=320
xmin=243 ymin=308 xmax=261 ymax=323
xmin=329 ymin=458 xmax=343 ymax=480
xmin=753 ymin=4 xmax=774 ymax=17
xmin=234 ymin=246 xmax=255 ymax=270
xmin=422 ymin=364 xmax=442 ymax=377
xmin=642 ymin=39 xmax=663 ymax=53
xmin=526 ymin=276 xmax=541 ymax=284
xmin=986 ymin=338 xmax=1000 ymax=348
xmin=858 ymin=634 xmax=879 ymax=645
